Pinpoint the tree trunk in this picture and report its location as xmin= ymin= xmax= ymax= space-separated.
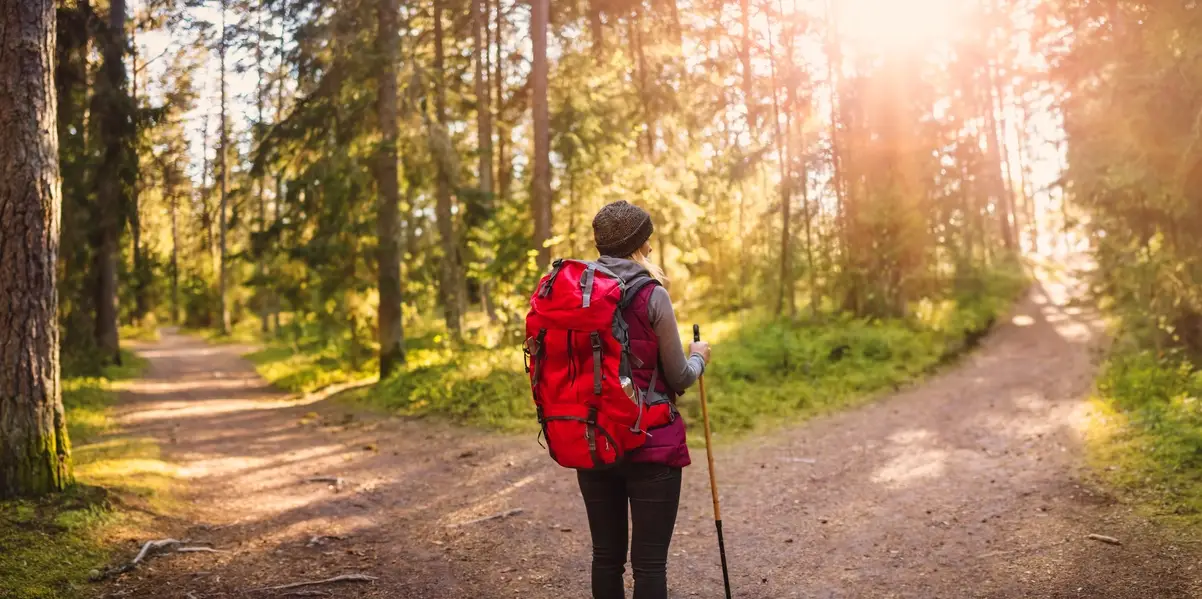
xmin=272 ymin=0 xmax=288 ymax=335
xmin=631 ymin=15 xmax=653 ymax=158
xmin=93 ymin=0 xmax=129 ymax=365
xmin=588 ymin=0 xmax=604 ymax=57
xmin=494 ymin=0 xmax=511 ymax=203
xmin=1016 ymin=103 xmax=1038 ymax=253
xmin=988 ymin=69 xmax=1016 ymax=253
xmin=55 ymin=0 xmax=96 ymax=358
xmin=433 ymin=0 xmax=464 ymax=337
xmin=168 ymin=161 xmax=180 ymax=324
xmin=473 ymin=0 xmax=497 ymax=321
xmin=530 ymin=0 xmax=552 ymax=269
xmin=823 ymin=0 xmax=847 ymax=254
xmin=768 ymin=11 xmax=792 ymax=317
xmin=377 ymin=0 xmax=405 ymax=378
xmin=474 ymin=0 xmax=493 ymax=197
xmin=0 ymin=0 xmax=73 ymax=498
xmin=740 ymin=0 xmax=753 ymax=128
xmin=256 ymin=3 xmax=269 ymax=335
xmin=218 ymin=0 xmax=231 ymax=335
xmin=130 ymin=39 xmax=148 ymax=324
xmin=200 ymin=105 xmax=214 ymax=291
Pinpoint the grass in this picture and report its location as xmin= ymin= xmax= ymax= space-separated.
xmin=1085 ymin=347 xmax=1202 ymax=531
xmin=240 ymin=262 xmax=1028 ymax=438
xmin=246 ymin=342 xmax=375 ymax=394
xmin=186 ymin=315 xmax=265 ymax=345
xmin=0 ymin=351 xmax=176 ymax=599
xmin=118 ymin=320 xmax=160 ymax=342
xmin=681 ymin=263 xmax=1027 ymax=437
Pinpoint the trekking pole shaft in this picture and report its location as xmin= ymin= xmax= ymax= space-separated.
xmin=697 ymin=371 xmax=721 ymax=520
xmin=694 ymin=325 xmax=732 ymax=599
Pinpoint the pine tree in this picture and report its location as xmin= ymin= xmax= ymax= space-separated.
xmin=0 ymin=0 xmax=73 ymax=498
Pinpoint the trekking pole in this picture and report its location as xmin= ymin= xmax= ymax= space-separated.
xmin=694 ymin=324 xmax=733 ymax=599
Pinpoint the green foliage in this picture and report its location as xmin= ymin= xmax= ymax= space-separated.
xmin=1089 ymin=347 xmax=1202 ymax=528
xmin=247 ymin=341 xmax=375 ymax=393
xmin=1042 ymin=0 xmax=1202 ymax=529
xmin=257 ymin=263 xmax=1028 ymax=437
xmin=695 ymin=261 xmax=1027 ymax=436
xmin=356 ymin=345 xmax=532 ymax=431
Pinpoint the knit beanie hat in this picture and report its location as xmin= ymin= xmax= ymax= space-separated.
xmin=593 ymin=201 xmax=654 ymax=258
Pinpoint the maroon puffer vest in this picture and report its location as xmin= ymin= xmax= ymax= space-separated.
xmin=622 ymin=282 xmax=691 ymax=469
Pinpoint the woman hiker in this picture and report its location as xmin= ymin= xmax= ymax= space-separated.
xmin=579 ymin=200 xmax=712 ymax=599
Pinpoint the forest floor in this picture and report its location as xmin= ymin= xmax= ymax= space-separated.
xmin=97 ymin=263 xmax=1202 ymax=599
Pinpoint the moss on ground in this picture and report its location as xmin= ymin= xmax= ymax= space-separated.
xmin=0 ymin=351 xmax=174 ymax=599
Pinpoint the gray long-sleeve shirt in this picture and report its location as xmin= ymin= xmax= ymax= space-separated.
xmin=596 ymin=256 xmax=706 ymax=393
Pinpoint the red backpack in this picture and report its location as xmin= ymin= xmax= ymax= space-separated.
xmin=524 ymin=259 xmax=672 ymax=469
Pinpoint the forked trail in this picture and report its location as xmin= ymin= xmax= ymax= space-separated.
xmin=101 ymin=266 xmax=1201 ymax=599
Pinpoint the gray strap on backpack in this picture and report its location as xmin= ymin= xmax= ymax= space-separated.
xmin=581 ymin=264 xmax=597 ymax=308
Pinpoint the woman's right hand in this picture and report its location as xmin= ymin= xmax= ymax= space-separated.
xmin=689 ymin=341 xmax=711 ymax=364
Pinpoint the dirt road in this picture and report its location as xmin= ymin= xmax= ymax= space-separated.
xmin=100 ymin=270 xmax=1201 ymax=599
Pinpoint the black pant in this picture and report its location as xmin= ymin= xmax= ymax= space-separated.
xmin=577 ymin=463 xmax=682 ymax=599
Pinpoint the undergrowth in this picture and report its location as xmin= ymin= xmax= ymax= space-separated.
xmin=248 ymin=261 xmax=1028 ymax=438
xmin=1087 ymin=346 xmax=1202 ymax=531
xmin=0 ymin=351 xmax=162 ymax=599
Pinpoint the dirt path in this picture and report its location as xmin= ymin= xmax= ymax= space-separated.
xmin=100 ymin=269 xmax=1201 ymax=599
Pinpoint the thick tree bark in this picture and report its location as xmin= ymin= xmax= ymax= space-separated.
xmin=0 ymin=0 xmax=73 ymax=498
xmin=218 ymin=0 xmax=231 ymax=335
xmin=93 ymin=0 xmax=129 ymax=364
xmin=433 ymin=0 xmax=464 ymax=336
xmin=530 ymin=0 xmax=552 ymax=268
xmin=377 ymin=0 xmax=405 ymax=378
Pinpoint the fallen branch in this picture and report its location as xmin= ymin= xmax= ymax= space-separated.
xmin=305 ymin=476 xmax=344 ymax=485
xmin=448 ymin=508 xmax=525 ymax=528
xmin=281 ymin=592 xmax=331 ymax=598
xmin=1086 ymin=534 xmax=1122 ymax=546
xmin=177 ymin=547 xmax=228 ymax=554
xmin=255 ymin=574 xmax=378 ymax=592
xmin=93 ymin=539 xmax=185 ymax=580
xmin=136 ymin=539 xmax=184 ymax=563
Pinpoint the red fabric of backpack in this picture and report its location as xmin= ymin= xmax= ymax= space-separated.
xmin=524 ymin=259 xmax=665 ymax=469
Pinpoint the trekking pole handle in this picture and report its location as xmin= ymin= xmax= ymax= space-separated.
xmin=693 ymin=324 xmax=700 ymax=343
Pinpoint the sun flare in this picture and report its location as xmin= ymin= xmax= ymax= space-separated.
xmin=836 ymin=0 xmax=965 ymax=51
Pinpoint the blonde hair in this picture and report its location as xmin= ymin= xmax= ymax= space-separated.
xmin=626 ymin=248 xmax=668 ymax=284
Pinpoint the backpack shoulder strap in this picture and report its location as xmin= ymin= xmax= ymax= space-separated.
xmin=618 ymin=274 xmax=659 ymax=310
